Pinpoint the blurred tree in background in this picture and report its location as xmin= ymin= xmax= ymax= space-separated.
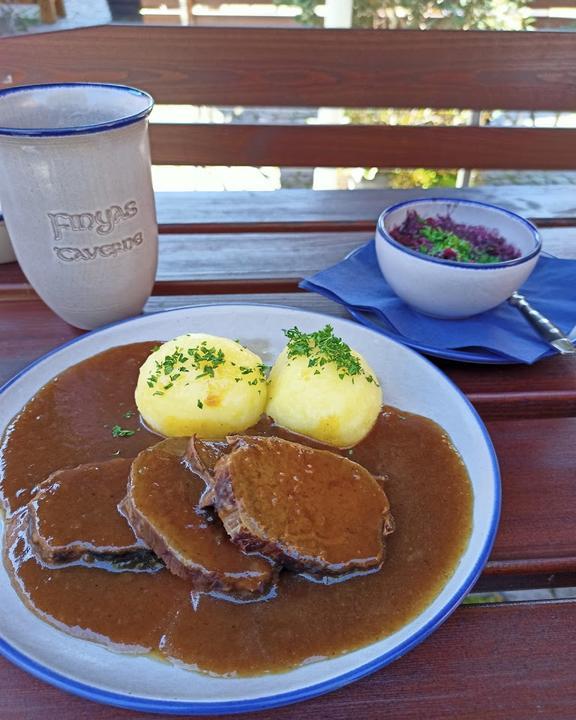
xmin=278 ymin=0 xmax=532 ymax=30
xmin=277 ymin=0 xmax=532 ymax=188
xmin=0 ymin=0 xmax=39 ymax=34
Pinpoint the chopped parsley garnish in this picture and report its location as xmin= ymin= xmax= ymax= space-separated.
xmin=111 ymin=425 xmax=136 ymax=438
xmin=283 ymin=325 xmax=377 ymax=384
xmin=390 ymin=210 xmax=521 ymax=264
xmin=147 ymin=341 xmax=226 ymax=393
xmin=197 ymin=399 xmax=204 ymax=409
xmin=193 ymin=345 xmax=226 ymax=379
xmin=123 ymin=410 xmax=135 ymax=419
xmin=146 ymin=340 xmax=266 ymax=395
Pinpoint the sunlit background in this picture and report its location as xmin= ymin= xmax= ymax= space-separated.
xmin=2 ymin=0 xmax=575 ymax=194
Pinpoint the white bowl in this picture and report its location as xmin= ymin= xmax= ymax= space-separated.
xmin=375 ymin=198 xmax=541 ymax=319
xmin=0 ymin=214 xmax=16 ymax=264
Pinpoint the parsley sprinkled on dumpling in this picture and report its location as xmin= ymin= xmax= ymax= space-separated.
xmin=135 ymin=334 xmax=267 ymax=438
xmin=266 ymin=325 xmax=381 ymax=448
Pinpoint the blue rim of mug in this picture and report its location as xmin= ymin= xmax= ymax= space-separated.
xmin=377 ymin=197 xmax=542 ymax=270
xmin=0 ymin=83 xmax=154 ymax=137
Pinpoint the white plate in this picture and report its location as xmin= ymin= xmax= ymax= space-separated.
xmin=0 ymin=304 xmax=500 ymax=715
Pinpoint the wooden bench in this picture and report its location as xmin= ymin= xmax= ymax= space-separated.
xmin=1 ymin=23 xmax=576 ymax=720
xmin=3 ymin=25 xmax=576 ymax=170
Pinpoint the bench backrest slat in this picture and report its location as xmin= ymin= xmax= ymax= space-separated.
xmin=3 ymin=25 xmax=576 ymax=169
xmin=4 ymin=25 xmax=576 ymax=111
xmin=150 ymin=124 xmax=576 ymax=169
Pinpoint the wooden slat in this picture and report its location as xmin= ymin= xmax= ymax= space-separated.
xmin=449 ymin=353 xmax=576 ymax=403
xmin=473 ymin=571 xmax=576 ymax=593
xmin=149 ymin=123 xmax=576 ymax=169
xmin=3 ymin=185 xmax=576 ymax=241
xmin=534 ymin=17 xmax=576 ymax=29
xmin=0 ymin=301 xmax=83 ymax=383
xmin=2 ymin=225 xmax=575 ymax=294
xmin=4 ymin=26 xmax=576 ymax=111
xmin=486 ymin=417 xmax=576 ymax=573
xmin=141 ymin=231 xmax=372 ymax=281
xmin=150 ymin=187 xmax=576 ymax=232
xmin=0 ymin=600 xmax=574 ymax=719
xmin=466 ymin=390 xmax=576 ymax=421
xmin=530 ymin=0 xmax=576 ymax=7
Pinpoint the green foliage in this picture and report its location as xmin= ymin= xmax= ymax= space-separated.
xmin=0 ymin=1 xmax=40 ymax=35
xmin=372 ymin=168 xmax=458 ymax=190
xmin=277 ymin=0 xmax=532 ymax=30
xmin=463 ymin=593 xmax=504 ymax=604
xmin=397 ymin=0 xmax=532 ymax=31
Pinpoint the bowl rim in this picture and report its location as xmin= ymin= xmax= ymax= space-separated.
xmin=377 ymin=197 xmax=542 ymax=271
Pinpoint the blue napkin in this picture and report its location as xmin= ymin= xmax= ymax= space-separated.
xmin=300 ymin=241 xmax=576 ymax=364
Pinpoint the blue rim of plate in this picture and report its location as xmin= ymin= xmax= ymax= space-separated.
xmin=0 ymin=83 xmax=154 ymax=137
xmin=0 ymin=303 xmax=501 ymax=715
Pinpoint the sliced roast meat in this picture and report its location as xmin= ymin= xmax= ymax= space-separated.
xmin=122 ymin=437 xmax=278 ymax=599
xmin=185 ymin=429 xmax=345 ymax=510
xmin=183 ymin=436 xmax=229 ymax=508
xmin=212 ymin=436 xmax=395 ymax=576
xmin=28 ymin=459 xmax=161 ymax=571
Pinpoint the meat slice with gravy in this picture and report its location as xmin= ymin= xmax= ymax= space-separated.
xmin=122 ymin=437 xmax=278 ymax=599
xmin=211 ymin=436 xmax=395 ymax=577
xmin=184 ymin=436 xmax=229 ymax=508
xmin=27 ymin=459 xmax=161 ymax=571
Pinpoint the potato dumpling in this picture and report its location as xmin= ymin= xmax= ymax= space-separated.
xmin=266 ymin=325 xmax=381 ymax=448
xmin=135 ymin=333 xmax=267 ymax=438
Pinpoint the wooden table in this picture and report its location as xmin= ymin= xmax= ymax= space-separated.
xmin=1 ymin=186 xmax=576 ymax=719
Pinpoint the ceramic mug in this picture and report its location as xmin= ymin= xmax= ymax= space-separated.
xmin=0 ymin=83 xmax=158 ymax=329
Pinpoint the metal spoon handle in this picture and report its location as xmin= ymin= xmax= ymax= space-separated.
xmin=509 ymin=292 xmax=576 ymax=355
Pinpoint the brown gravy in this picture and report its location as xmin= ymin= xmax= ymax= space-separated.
xmin=0 ymin=342 xmax=472 ymax=676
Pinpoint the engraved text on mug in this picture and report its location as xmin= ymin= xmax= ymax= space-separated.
xmin=53 ymin=231 xmax=144 ymax=262
xmin=48 ymin=200 xmax=138 ymax=241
